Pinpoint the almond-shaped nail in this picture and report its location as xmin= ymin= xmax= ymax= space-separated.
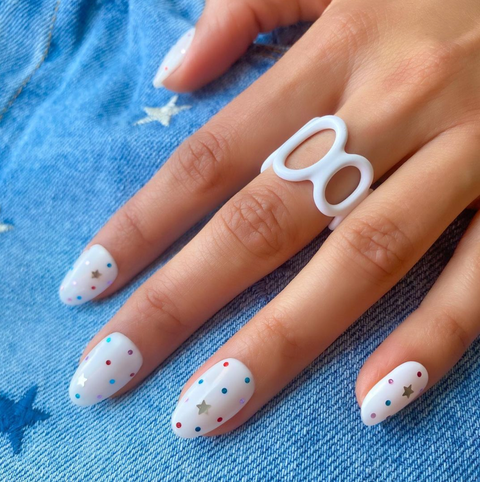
xmin=69 ymin=333 xmax=143 ymax=407
xmin=59 ymin=244 xmax=118 ymax=306
xmin=171 ymin=358 xmax=255 ymax=438
xmin=361 ymin=361 xmax=428 ymax=426
xmin=153 ymin=27 xmax=195 ymax=88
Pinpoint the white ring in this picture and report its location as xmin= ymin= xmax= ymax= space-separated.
xmin=260 ymin=115 xmax=374 ymax=230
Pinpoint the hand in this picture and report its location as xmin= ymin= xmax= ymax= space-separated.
xmin=63 ymin=0 xmax=480 ymax=436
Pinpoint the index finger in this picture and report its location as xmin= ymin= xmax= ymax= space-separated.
xmin=58 ymin=16 xmax=353 ymax=305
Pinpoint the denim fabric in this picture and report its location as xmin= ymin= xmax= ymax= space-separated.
xmin=0 ymin=0 xmax=479 ymax=480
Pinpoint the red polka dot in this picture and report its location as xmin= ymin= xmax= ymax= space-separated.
xmin=106 ymin=360 xmax=111 ymax=365
xmin=176 ymin=422 xmax=182 ymax=428
xmin=417 ymin=371 xmax=422 ymax=377
xmin=130 ymin=373 xmax=135 ymax=377
xmin=91 ymin=286 xmax=96 ymax=290
xmin=164 ymin=67 xmax=168 ymax=71
xmin=217 ymin=417 xmax=223 ymax=423
xmin=223 ymin=362 xmax=229 ymax=367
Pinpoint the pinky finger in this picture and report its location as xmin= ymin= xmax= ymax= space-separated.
xmin=357 ymin=209 xmax=480 ymax=425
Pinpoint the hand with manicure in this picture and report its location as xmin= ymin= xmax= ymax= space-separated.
xmin=63 ymin=0 xmax=480 ymax=437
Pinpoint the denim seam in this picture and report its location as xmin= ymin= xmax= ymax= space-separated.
xmin=0 ymin=0 xmax=61 ymax=124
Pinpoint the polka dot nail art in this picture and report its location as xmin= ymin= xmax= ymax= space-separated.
xmin=59 ymin=244 xmax=118 ymax=306
xmin=360 ymin=361 xmax=428 ymax=426
xmin=171 ymin=358 xmax=255 ymax=439
xmin=69 ymin=333 xmax=143 ymax=407
xmin=153 ymin=27 xmax=196 ymax=88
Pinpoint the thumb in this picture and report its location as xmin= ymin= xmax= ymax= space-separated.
xmin=153 ymin=0 xmax=327 ymax=92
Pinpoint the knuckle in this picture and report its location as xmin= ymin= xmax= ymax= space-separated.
xmin=416 ymin=41 xmax=465 ymax=79
xmin=111 ymin=201 xmax=153 ymax=247
xmin=428 ymin=308 xmax=471 ymax=355
xmin=169 ymin=126 xmax=233 ymax=195
xmin=135 ymin=282 xmax=186 ymax=337
xmin=335 ymin=214 xmax=414 ymax=282
xmin=321 ymin=5 xmax=379 ymax=53
xmin=217 ymin=184 xmax=293 ymax=260
xmin=384 ymin=41 xmax=465 ymax=94
xmin=257 ymin=307 xmax=305 ymax=361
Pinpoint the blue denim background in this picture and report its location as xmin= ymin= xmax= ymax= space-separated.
xmin=0 ymin=0 xmax=479 ymax=480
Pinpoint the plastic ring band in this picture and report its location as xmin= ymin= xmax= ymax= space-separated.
xmin=260 ymin=115 xmax=374 ymax=230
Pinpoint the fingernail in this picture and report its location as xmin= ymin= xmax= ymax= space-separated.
xmin=59 ymin=244 xmax=118 ymax=306
xmin=360 ymin=361 xmax=428 ymax=426
xmin=153 ymin=27 xmax=196 ymax=88
xmin=171 ymin=358 xmax=255 ymax=438
xmin=69 ymin=333 xmax=143 ymax=407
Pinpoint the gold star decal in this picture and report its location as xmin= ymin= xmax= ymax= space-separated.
xmin=196 ymin=400 xmax=211 ymax=415
xmin=402 ymin=385 xmax=414 ymax=399
xmin=77 ymin=373 xmax=88 ymax=387
xmin=91 ymin=270 xmax=102 ymax=279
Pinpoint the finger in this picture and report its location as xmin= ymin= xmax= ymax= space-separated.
xmin=153 ymin=0 xmax=327 ymax=92
xmin=167 ymin=126 xmax=479 ymax=437
xmin=68 ymin=56 xmax=467 ymax=405
xmin=65 ymin=103 xmax=379 ymax=399
xmin=63 ymin=5 xmax=455 ymax=307
xmin=60 ymin=12 xmax=360 ymax=305
xmin=357 ymin=209 xmax=480 ymax=425
xmin=69 ymin=165 xmax=327 ymax=405
xmin=68 ymin=88 xmax=433 ymax=395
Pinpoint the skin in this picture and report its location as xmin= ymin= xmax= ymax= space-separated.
xmin=79 ymin=0 xmax=480 ymax=433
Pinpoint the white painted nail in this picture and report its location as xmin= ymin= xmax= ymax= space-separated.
xmin=59 ymin=244 xmax=118 ymax=306
xmin=361 ymin=361 xmax=428 ymax=426
xmin=153 ymin=27 xmax=196 ymax=88
xmin=69 ymin=333 xmax=143 ymax=407
xmin=171 ymin=358 xmax=255 ymax=438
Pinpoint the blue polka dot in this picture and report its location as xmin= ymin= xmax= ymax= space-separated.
xmin=77 ymin=296 xmax=82 ymax=300
xmin=106 ymin=337 xmax=111 ymax=343
xmin=221 ymin=388 xmax=227 ymax=394
xmin=195 ymin=427 xmax=201 ymax=433
xmin=110 ymin=379 xmax=115 ymax=384
xmin=385 ymin=400 xmax=391 ymax=406
xmin=245 ymin=377 xmax=250 ymax=384
xmin=107 ymin=263 xmax=112 ymax=268
xmin=198 ymin=379 xmax=203 ymax=384
xmin=75 ymin=394 xmax=80 ymax=399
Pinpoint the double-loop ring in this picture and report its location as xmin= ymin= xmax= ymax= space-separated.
xmin=261 ymin=115 xmax=374 ymax=230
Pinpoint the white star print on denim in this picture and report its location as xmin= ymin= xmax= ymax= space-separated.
xmin=134 ymin=95 xmax=191 ymax=127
